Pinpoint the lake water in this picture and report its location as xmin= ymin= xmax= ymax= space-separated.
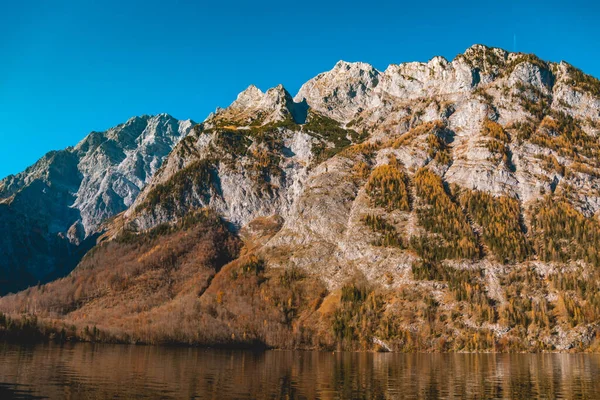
xmin=0 ymin=343 xmax=598 ymax=399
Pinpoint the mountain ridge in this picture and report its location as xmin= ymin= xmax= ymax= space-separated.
xmin=0 ymin=113 xmax=194 ymax=293
xmin=2 ymin=44 xmax=600 ymax=352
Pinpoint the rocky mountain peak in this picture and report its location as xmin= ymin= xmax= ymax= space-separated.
xmin=463 ymin=43 xmax=509 ymax=62
xmin=295 ymin=60 xmax=381 ymax=122
xmin=0 ymin=113 xmax=194 ymax=293
xmin=332 ymin=60 xmax=379 ymax=73
xmin=211 ymin=84 xmax=301 ymax=126
xmin=291 ymin=45 xmax=600 ymax=128
xmin=231 ymin=84 xmax=265 ymax=108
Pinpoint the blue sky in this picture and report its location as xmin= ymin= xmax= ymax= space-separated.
xmin=1 ymin=0 xmax=599 ymax=179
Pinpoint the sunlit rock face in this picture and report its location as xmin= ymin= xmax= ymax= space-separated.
xmin=4 ymin=44 xmax=600 ymax=351
xmin=120 ymin=45 xmax=600 ymax=306
xmin=128 ymin=44 xmax=600 ymax=237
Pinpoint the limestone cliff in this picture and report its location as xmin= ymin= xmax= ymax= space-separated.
xmin=0 ymin=114 xmax=194 ymax=292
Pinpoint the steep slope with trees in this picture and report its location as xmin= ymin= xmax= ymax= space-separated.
xmin=3 ymin=45 xmax=600 ymax=351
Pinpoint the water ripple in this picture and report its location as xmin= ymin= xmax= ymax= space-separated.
xmin=0 ymin=344 xmax=598 ymax=399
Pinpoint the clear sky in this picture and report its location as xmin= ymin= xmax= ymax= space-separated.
xmin=1 ymin=0 xmax=599 ymax=179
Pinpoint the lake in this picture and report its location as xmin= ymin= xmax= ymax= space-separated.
xmin=0 ymin=343 xmax=598 ymax=399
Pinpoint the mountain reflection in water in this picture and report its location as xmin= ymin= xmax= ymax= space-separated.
xmin=0 ymin=343 xmax=598 ymax=399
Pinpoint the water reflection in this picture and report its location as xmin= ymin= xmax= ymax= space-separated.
xmin=0 ymin=343 xmax=598 ymax=399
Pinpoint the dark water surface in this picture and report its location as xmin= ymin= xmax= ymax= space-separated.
xmin=0 ymin=343 xmax=599 ymax=399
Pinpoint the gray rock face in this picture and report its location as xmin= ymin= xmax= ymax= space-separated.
xmin=295 ymin=61 xmax=381 ymax=123
xmin=72 ymin=114 xmax=194 ymax=235
xmin=126 ymin=90 xmax=318 ymax=230
xmin=122 ymin=45 xmax=600 ymax=296
xmin=0 ymin=114 xmax=194 ymax=293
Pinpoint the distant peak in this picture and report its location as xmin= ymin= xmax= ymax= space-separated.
xmin=294 ymin=59 xmax=380 ymax=123
xmin=210 ymin=83 xmax=299 ymax=127
xmin=124 ymin=113 xmax=177 ymax=127
xmin=461 ymin=44 xmax=509 ymax=60
xmin=466 ymin=43 xmax=489 ymax=52
xmin=230 ymin=83 xmax=294 ymax=108
xmin=464 ymin=43 xmax=507 ymax=53
xmin=333 ymin=60 xmax=378 ymax=72
xmin=228 ymin=85 xmax=265 ymax=109
xmin=238 ymin=84 xmax=263 ymax=98
xmin=269 ymin=83 xmax=287 ymax=92
xmin=126 ymin=115 xmax=146 ymax=123
xmin=265 ymin=84 xmax=293 ymax=100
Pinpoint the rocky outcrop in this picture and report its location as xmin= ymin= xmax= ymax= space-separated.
xmin=122 ymin=46 xmax=600 ymax=238
xmin=210 ymin=85 xmax=307 ymax=126
xmin=126 ymin=92 xmax=328 ymax=230
xmin=295 ymin=61 xmax=380 ymax=123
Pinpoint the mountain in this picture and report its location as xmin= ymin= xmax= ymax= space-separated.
xmin=2 ymin=45 xmax=600 ymax=352
xmin=0 ymin=114 xmax=194 ymax=293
